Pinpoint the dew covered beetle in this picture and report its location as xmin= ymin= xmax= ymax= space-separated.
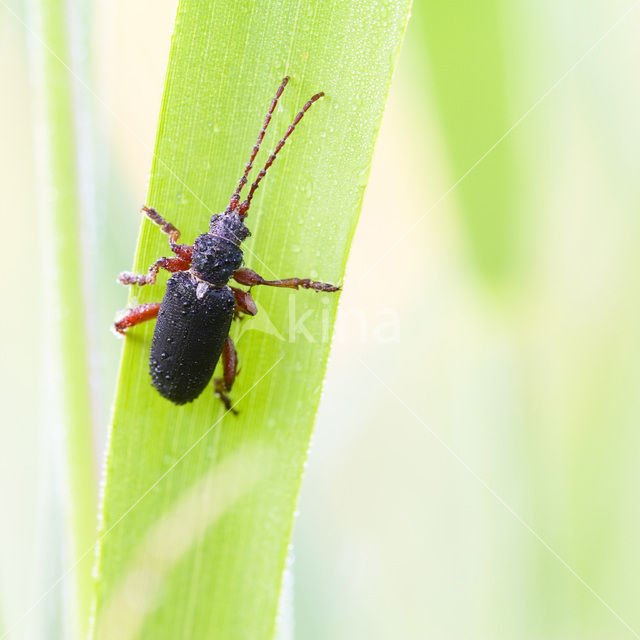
xmin=114 ymin=77 xmax=339 ymax=411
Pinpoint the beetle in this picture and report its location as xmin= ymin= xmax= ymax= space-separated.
xmin=114 ymin=76 xmax=339 ymax=411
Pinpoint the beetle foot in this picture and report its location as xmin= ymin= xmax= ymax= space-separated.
xmin=118 ymin=271 xmax=156 ymax=286
xmin=214 ymin=378 xmax=238 ymax=415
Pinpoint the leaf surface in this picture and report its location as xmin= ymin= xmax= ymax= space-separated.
xmin=91 ymin=1 xmax=412 ymax=638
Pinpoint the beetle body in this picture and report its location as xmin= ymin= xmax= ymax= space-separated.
xmin=150 ymin=272 xmax=235 ymax=404
xmin=115 ymin=77 xmax=339 ymax=411
xmin=149 ymin=214 xmax=249 ymax=404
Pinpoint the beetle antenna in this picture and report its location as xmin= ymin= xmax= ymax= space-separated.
xmin=237 ymin=91 xmax=324 ymax=218
xmin=226 ymin=76 xmax=290 ymax=214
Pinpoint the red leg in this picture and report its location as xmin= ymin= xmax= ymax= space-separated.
xmin=140 ymin=206 xmax=192 ymax=261
xmin=214 ymin=337 xmax=239 ymax=413
xmin=142 ymin=205 xmax=181 ymax=243
xmin=231 ymin=286 xmax=258 ymax=318
xmin=233 ymin=267 xmax=339 ymax=292
xmin=114 ymin=302 xmax=161 ymax=335
xmin=172 ymin=244 xmax=193 ymax=262
xmin=118 ymin=256 xmax=190 ymax=286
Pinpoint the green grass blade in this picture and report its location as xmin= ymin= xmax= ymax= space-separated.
xmin=30 ymin=0 xmax=97 ymax=636
xmin=91 ymin=1 xmax=411 ymax=638
xmin=414 ymin=0 xmax=522 ymax=288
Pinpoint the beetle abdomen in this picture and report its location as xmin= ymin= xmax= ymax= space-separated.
xmin=150 ymin=271 xmax=235 ymax=404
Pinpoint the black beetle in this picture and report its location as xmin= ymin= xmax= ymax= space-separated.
xmin=115 ymin=77 xmax=339 ymax=410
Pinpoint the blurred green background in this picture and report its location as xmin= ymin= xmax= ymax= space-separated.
xmin=2 ymin=0 xmax=640 ymax=638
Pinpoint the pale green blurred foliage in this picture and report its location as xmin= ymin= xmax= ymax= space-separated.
xmin=2 ymin=0 xmax=640 ymax=638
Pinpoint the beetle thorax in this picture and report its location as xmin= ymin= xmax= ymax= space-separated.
xmin=190 ymin=213 xmax=250 ymax=285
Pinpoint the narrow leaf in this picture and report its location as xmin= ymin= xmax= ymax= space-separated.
xmin=415 ymin=0 xmax=522 ymax=287
xmin=91 ymin=1 xmax=411 ymax=638
xmin=30 ymin=0 xmax=97 ymax=636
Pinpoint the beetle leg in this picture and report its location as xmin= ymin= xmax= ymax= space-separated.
xmin=114 ymin=302 xmax=161 ymax=335
xmin=233 ymin=267 xmax=340 ymax=292
xmin=214 ymin=337 xmax=239 ymax=414
xmin=141 ymin=205 xmax=194 ymax=260
xmin=171 ymin=243 xmax=193 ymax=261
xmin=141 ymin=205 xmax=181 ymax=242
xmin=231 ymin=286 xmax=257 ymax=319
xmin=118 ymin=256 xmax=191 ymax=287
